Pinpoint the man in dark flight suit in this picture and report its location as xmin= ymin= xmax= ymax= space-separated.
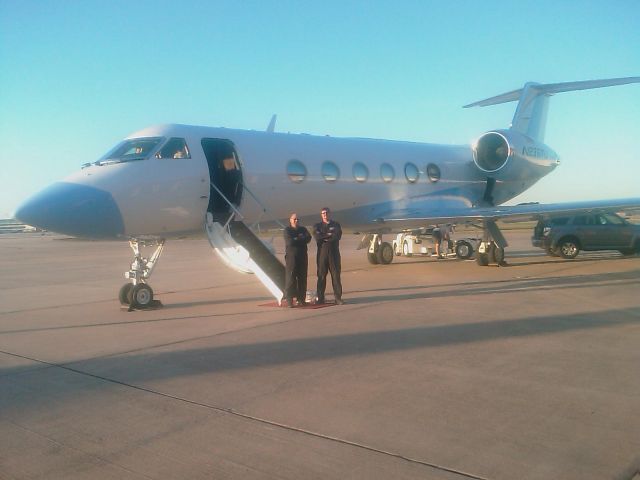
xmin=313 ymin=207 xmax=344 ymax=305
xmin=284 ymin=213 xmax=312 ymax=308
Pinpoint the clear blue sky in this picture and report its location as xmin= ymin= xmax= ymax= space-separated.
xmin=1 ymin=0 xmax=639 ymax=218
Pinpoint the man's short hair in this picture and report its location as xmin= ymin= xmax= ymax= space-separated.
xmin=321 ymin=207 xmax=330 ymax=213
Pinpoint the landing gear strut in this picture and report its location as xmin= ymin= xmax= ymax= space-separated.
xmin=119 ymin=238 xmax=165 ymax=309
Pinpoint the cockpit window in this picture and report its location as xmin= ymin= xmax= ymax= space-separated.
xmin=156 ymin=138 xmax=191 ymax=159
xmin=98 ymin=137 xmax=164 ymax=164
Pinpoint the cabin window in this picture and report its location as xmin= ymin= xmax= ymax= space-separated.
xmin=380 ymin=163 xmax=395 ymax=183
xmin=321 ymin=161 xmax=340 ymax=182
xmin=352 ymin=162 xmax=369 ymax=183
xmin=156 ymin=138 xmax=191 ymax=159
xmin=427 ymin=163 xmax=441 ymax=182
xmin=286 ymin=159 xmax=307 ymax=183
xmin=100 ymin=137 xmax=164 ymax=163
xmin=404 ymin=162 xmax=419 ymax=183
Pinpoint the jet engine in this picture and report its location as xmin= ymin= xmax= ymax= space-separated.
xmin=472 ymin=129 xmax=560 ymax=205
xmin=473 ymin=131 xmax=510 ymax=173
xmin=473 ymin=129 xmax=559 ymax=179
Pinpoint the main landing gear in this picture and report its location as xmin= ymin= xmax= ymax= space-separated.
xmin=365 ymin=234 xmax=394 ymax=265
xmin=361 ymin=222 xmax=509 ymax=267
xmin=475 ymin=220 xmax=507 ymax=267
xmin=119 ymin=238 xmax=165 ymax=309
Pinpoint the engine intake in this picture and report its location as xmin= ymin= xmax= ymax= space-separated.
xmin=473 ymin=132 xmax=510 ymax=173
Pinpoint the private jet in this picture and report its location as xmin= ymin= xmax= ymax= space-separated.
xmin=15 ymin=77 xmax=640 ymax=308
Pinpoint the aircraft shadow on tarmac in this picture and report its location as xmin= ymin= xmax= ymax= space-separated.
xmin=344 ymin=269 xmax=640 ymax=305
xmin=1 ymin=303 xmax=639 ymax=396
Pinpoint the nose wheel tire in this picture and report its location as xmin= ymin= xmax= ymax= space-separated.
xmin=128 ymin=284 xmax=154 ymax=308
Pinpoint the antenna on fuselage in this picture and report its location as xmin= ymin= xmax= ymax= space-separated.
xmin=266 ymin=114 xmax=277 ymax=133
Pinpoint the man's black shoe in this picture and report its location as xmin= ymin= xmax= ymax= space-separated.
xmin=335 ymin=298 xmax=345 ymax=305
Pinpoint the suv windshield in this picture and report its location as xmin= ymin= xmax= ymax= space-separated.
xmin=97 ymin=137 xmax=164 ymax=164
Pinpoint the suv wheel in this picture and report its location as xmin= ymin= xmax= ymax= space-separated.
xmin=558 ymin=239 xmax=580 ymax=259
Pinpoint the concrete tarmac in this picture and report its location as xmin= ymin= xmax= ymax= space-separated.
xmin=1 ymin=231 xmax=639 ymax=480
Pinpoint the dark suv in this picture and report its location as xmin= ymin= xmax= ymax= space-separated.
xmin=532 ymin=212 xmax=640 ymax=258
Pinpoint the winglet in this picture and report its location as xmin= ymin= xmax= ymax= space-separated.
xmin=266 ymin=114 xmax=277 ymax=133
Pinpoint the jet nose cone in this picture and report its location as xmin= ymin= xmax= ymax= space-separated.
xmin=15 ymin=182 xmax=124 ymax=238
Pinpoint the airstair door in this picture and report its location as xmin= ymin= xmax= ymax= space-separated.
xmin=201 ymin=138 xmax=243 ymax=216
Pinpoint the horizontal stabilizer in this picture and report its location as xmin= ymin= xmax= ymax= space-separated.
xmin=463 ymin=76 xmax=640 ymax=108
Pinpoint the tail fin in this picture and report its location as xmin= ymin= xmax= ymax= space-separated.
xmin=464 ymin=77 xmax=640 ymax=142
xmin=266 ymin=114 xmax=277 ymax=133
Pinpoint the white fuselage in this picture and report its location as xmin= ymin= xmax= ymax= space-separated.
xmin=17 ymin=123 xmax=557 ymax=239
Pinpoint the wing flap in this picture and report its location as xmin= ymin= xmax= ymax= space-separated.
xmin=372 ymin=197 xmax=640 ymax=230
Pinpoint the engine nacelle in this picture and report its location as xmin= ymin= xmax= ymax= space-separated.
xmin=472 ymin=129 xmax=560 ymax=180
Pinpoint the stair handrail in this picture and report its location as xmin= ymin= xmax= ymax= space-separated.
xmin=209 ymin=182 xmax=245 ymax=229
xmin=241 ymin=182 xmax=286 ymax=229
xmin=209 ymin=181 xmax=286 ymax=230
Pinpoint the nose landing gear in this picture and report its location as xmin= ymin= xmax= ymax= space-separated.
xmin=119 ymin=238 xmax=165 ymax=310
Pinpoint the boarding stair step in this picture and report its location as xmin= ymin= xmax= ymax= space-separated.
xmin=228 ymin=221 xmax=285 ymax=290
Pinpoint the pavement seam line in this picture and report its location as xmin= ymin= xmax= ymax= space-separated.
xmin=2 ymin=417 xmax=156 ymax=479
xmin=0 ymin=349 xmax=490 ymax=480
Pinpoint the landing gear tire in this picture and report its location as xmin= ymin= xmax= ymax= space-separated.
xmin=476 ymin=252 xmax=489 ymax=266
xmin=129 ymin=284 xmax=154 ymax=308
xmin=377 ymin=242 xmax=394 ymax=265
xmin=455 ymin=240 xmax=473 ymax=260
xmin=367 ymin=252 xmax=379 ymax=265
xmin=119 ymin=283 xmax=133 ymax=305
xmin=558 ymin=239 xmax=580 ymax=259
xmin=488 ymin=244 xmax=505 ymax=265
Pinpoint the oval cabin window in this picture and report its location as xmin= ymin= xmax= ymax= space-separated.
xmin=427 ymin=163 xmax=441 ymax=182
xmin=286 ymin=159 xmax=307 ymax=183
xmin=380 ymin=163 xmax=395 ymax=183
xmin=404 ymin=162 xmax=419 ymax=183
xmin=352 ymin=162 xmax=369 ymax=183
xmin=321 ymin=161 xmax=340 ymax=182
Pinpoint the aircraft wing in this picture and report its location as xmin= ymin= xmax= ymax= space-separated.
xmin=372 ymin=197 xmax=640 ymax=230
